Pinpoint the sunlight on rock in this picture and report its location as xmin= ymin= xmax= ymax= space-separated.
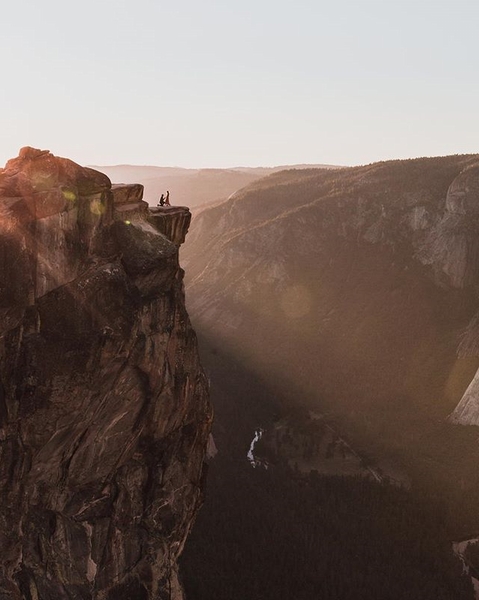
xmin=31 ymin=170 xmax=55 ymax=191
xmin=280 ymin=284 xmax=312 ymax=319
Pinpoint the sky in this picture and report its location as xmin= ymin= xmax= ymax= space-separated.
xmin=2 ymin=0 xmax=479 ymax=168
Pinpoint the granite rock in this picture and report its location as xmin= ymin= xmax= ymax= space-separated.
xmin=0 ymin=148 xmax=210 ymax=599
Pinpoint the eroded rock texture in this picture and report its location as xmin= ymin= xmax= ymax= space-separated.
xmin=0 ymin=148 xmax=211 ymax=599
xmin=183 ymin=155 xmax=479 ymax=429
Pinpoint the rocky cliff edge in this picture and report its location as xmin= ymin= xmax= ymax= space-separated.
xmin=0 ymin=147 xmax=211 ymax=599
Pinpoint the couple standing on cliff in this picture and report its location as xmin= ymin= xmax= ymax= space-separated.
xmin=158 ymin=190 xmax=170 ymax=207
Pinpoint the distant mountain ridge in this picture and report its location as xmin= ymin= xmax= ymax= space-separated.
xmin=90 ymin=163 xmax=340 ymax=208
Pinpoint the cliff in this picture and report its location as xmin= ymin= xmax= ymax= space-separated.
xmin=182 ymin=155 xmax=479 ymax=467
xmin=0 ymin=147 xmax=211 ymax=599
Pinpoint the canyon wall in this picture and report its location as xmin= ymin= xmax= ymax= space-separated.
xmin=183 ymin=155 xmax=479 ymax=433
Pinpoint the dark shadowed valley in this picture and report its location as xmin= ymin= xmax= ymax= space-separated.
xmin=180 ymin=155 xmax=479 ymax=599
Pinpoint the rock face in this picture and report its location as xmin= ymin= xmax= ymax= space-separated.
xmin=149 ymin=208 xmax=192 ymax=247
xmin=448 ymin=370 xmax=479 ymax=426
xmin=182 ymin=155 xmax=479 ymax=437
xmin=0 ymin=148 xmax=211 ymax=599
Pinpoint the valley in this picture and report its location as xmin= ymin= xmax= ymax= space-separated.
xmin=180 ymin=155 xmax=479 ymax=599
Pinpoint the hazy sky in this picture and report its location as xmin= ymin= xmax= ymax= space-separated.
xmin=2 ymin=0 xmax=478 ymax=168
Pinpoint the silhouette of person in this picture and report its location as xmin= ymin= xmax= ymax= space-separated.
xmin=165 ymin=190 xmax=170 ymax=206
xmin=158 ymin=193 xmax=165 ymax=207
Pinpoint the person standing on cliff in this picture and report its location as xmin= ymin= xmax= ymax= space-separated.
xmin=165 ymin=190 xmax=170 ymax=206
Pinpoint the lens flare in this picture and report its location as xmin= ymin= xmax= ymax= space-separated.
xmin=90 ymin=199 xmax=106 ymax=216
xmin=62 ymin=190 xmax=77 ymax=202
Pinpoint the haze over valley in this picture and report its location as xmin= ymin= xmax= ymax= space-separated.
xmin=179 ymin=154 xmax=479 ymax=599
xmin=90 ymin=163 xmax=339 ymax=209
xmin=3 ymin=0 xmax=479 ymax=597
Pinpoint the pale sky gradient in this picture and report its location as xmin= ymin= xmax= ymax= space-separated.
xmin=2 ymin=0 xmax=478 ymax=168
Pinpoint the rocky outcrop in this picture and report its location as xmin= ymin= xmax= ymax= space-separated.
xmin=417 ymin=165 xmax=479 ymax=289
xmin=149 ymin=208 xmax=192 ymax=247
xmin=449 ymin=371 xmax=479 ymax=426
xmin=423 ymin=165 xmax=479 ymax=425
xmin=0 ymin=148 xmax=211 ymax=599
